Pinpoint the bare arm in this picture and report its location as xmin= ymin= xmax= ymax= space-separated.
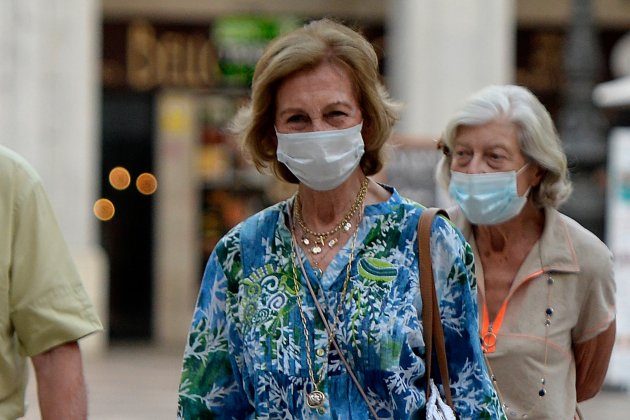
xmin=574 ymin=320 xmax=616 ymax=402
xmin=31 ymin=341 xmax=88 ymax=420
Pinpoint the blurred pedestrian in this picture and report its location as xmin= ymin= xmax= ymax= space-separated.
xmin=436 ymin=84 xmax=616 ymax=419
xmin=0 ymin=145 xmax=103 ymax=419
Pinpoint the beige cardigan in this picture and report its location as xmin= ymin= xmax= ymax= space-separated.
xmin=451 ymin=206 xmax=616 ymax=419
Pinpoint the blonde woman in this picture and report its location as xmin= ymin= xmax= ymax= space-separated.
xmin=178 ymin=19 xmax=504 ymax=419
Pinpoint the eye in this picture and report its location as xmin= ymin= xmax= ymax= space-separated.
xmin=327 ymin=110 xmax=347 ymax=118
xmin=286 ymin=114 xmax=308 ymax=124
xmin=450 ymin=148 xmax=472 ymax=168
xmin=453 ymin=148 xmax=471 ymax=159
xmin=487 ymin=151 xmax=509 ymax=163
xmin=324 ymin=110 xmax=351 ymax=126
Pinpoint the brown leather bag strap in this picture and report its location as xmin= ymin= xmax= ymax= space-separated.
xmin=419 ymin=207 xmax=454 ymax=409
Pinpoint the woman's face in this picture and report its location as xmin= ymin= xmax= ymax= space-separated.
xmin=274 ymin=61 xmax=363 ymax=133
xmin=450 ymin=120 xmax=539 ymax=195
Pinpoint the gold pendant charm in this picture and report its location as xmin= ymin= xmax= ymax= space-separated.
xmin=302 ymin=237 xmax=310 ymax=246
xmin=312 ymin=245 xmax=322 ymax=254
xmin=306 ymin=390 xmax=326 ymax=408
xmin=327 ymin=238 xmax=338 ymax=248
xmin=343 ymin=222 xmax=352 ymax=232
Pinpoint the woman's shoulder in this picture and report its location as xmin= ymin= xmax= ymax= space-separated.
xmin=367 ymin=185 xmax=423 ymax=227
xmin=372 ymin=184 xmax=422 ymax=211
xmin=218 ymin=200 xmax=289 ymax=248
xmin=384 ymin=186 xmax=449 ymax=221
xmin=553 ymin=209 xmax=612 ymax=260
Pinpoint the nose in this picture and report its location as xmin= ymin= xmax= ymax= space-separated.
xmin=310 ymin=118 xmax=329 ymax=132
xmin=465 ymin=154 xmax=485 ymax=174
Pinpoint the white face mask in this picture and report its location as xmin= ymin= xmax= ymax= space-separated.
xmin=276 ymin=122 xmax=365 ymax=191
xmin=448 ymin=164 xmax=530 ymax=225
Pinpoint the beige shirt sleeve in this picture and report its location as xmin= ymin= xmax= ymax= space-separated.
xmin=572 ymin=240 xmax=616 ymax=344
xmin=10 ymin=177 xmax=102 ymax=357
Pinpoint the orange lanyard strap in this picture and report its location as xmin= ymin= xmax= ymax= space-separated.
xmin=481 ymin=303 xmax=507 ymax=353
xmin=480 ymin=270 xmax=544 ymax=353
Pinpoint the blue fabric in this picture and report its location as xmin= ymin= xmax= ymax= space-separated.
xmin=178 ymin=187 xmax=505 ymax=419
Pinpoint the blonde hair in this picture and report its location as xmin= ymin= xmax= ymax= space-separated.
xmin=436 ymin=84 xmax=572 ymax=209
xmin=231 ymin=18 xmax=401 ymax=183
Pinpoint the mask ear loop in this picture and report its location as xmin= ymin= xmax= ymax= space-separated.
xmin=520 ymin=187 xmax=532 ymax=199
xmin=516 ymin=162 xmax=530 ymax=175
xmin=516 ymin=163 xmax=532 ymax=198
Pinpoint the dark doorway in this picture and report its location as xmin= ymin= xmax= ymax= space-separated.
xmin=100 ymin=90 xmax=154 ymax=341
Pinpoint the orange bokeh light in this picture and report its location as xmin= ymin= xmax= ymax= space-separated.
xmin=136 ymin=173 xmax=158 ymax=195
xmin=109 ymin=167 xmax=131 ymax=190
xmin=93 ymin=198 xmax=115 ymax=221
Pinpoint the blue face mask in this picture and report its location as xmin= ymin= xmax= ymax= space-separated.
xmin=448 ymin=165 xmax=530 ymax=225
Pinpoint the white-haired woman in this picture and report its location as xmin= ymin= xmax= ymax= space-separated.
xmin=436 ymin=84 xmax=616 ymax=419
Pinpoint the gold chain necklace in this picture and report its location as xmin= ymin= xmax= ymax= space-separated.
xmin=289 ymin=207 xmax=362 ymax=410
xmin=294 ymin=206 xmax=360 ymax=278
xmin=483 ymin=243 xmax=554 ymax=419
xmin=296 ymin=177 xmax=368 ymax=255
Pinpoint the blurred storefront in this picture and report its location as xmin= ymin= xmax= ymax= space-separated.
xmin=97 ymin=0 xmax=630 ymax=349
xmin=99 ymin=6 xmax=387 ymax=345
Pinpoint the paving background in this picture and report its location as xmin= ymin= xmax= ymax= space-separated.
xmin=23 ymin=343 xmax=630 ymax=419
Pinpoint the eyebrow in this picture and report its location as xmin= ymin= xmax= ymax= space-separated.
xmin=277 ymin=107 xmax=305 ymax=118
xmin=454 ymin=142 xmax=512 ymax=151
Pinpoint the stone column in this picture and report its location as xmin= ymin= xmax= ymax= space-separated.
xmin=558 ymin=0 xmax=608 ymax=240
xmin=0 ymin=0 xmax=107 ymax=355
xmin=385 ymin=0 xmax=515 ymax=206
xmin=154 ymin=92 xmax=201 ymax=348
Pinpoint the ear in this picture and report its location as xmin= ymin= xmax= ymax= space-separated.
xmin=361 ymin=119 xmax=372 ymax=145
xmin=531 ymin=164 xmax=546 ymax=187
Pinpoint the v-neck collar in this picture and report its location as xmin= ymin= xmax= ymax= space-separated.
xmin=453 ymin=206 xmax=579 ymax=300
xmin=280 ymin=186 xmax=402 ymax=290
xmin=452 ymin=206 xmax=580 ymax=335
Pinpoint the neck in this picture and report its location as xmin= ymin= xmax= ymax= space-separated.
xmin=473 ymin=201 xmax=544 ymax=253
xmin=298 ymin=171 xmax=367 ymax=230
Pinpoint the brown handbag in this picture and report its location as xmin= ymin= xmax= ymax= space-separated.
xmin=418 ymin=208 xmax=456 ymax=413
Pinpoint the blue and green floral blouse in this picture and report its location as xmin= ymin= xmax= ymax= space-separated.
xmin=178 ymin=187 xmax=504 ymax=419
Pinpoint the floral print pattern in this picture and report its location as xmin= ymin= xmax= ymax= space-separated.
xmin=178 ymin=187 xmax=505 ymax=419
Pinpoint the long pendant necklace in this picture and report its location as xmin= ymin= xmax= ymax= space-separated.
xmin=296 ymin=177 xmax=368 ymax=255
xmin=289 ymin=202 xmax=363 ymax=410
xmin=482 ymin=244 xmax=554 ymax=418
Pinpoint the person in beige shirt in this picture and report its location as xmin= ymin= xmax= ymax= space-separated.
xmin=436 ymin=84 xmax=616 ymax=419
xmin=0 ymin=145 xmax=102 ymax=419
